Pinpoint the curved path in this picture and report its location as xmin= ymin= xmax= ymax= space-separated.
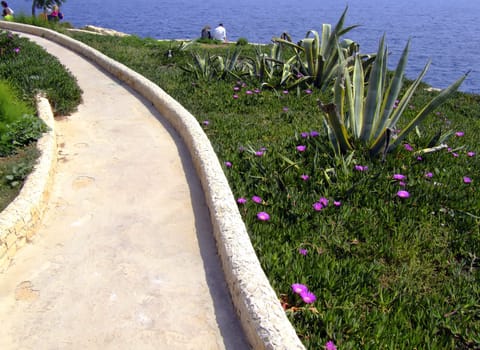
xmin=0 ymin=33 xmax=250 ymax=349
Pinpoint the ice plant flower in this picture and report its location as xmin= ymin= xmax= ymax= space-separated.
xmin=233 ymin=94 xmax=239 ymax=99
xmin=310 ymin=130 xmax=319 ymax=137
xmin=425 ymin=172 xmax=433 ymax=179
xmin=397 ymin=190 xmax=410 ymax=198
xmin=301 ymin=132 xmax=309 ymax=138
xmin=455 ymin=131 xmax=465 ymax=137
xmin=14 ymin=47 xmax=20 ymax=54
xmin=257 ymin=212 xmax=270 ymax=221
xmin=224 ymin=161 xmax=232 ymax=168
xmin=202 ymin=120 xmax=209 ymax=126
xmin=300 ymin=290 xmax=316 ymax=304
xmin=313 ymin=202 xmax=324 ymax=211
xmin=283 ymin=90 xmax=289 ymax=95
xmin=233 ymin=86 xmax=240 ymax=91
xmin=325 ymin=341 xmax=337 ymax=350
xmin=255 ymin=151 xmax=264 ymax=157
xmin=404 ymin=143 xmax=414 ymax=151
xmin=393 ymin=174 xmax=406 ymax=181
xmin=319 ymin=197 xmax=329 ymax=207
xmin=246 ymin=90 xmax=253 ymax=95
xmin=291 ymin=283 xmax=308 ymax=294
xmin=467 ymin=151 xmax=475 ymax=157
xmin=252 ymin=195 xmax=262 ymax=204
xmin=237 ymin=197 xmax=247 ymax=204
xmin=354 ymin=165 xmax=368 ymax=172
xmin=334 ymin=200 xmax=342 ymax=207
xmin=298 ymin=248 xmax=308 ymax=256
xmin=300 ymin=174 xmax=309 ymax=181
xmin=282 ymin=106 xmax=289 ymax=112
xmin=296 ymin=145 xmax=306 ymax=152
xmin=463 ymin=176 xmax=472 ymax=184
xmin=304 ymin=89 xmax=312 ymax=94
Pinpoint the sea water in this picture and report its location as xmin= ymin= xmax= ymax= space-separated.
xmin=12 ymin=0 xmax=479 ymax=93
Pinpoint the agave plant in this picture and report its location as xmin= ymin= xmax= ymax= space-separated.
xmin=319 ymin=35 xmax=468 ymax=158
xmin=272 ymin=7 xmax=361 ymax=91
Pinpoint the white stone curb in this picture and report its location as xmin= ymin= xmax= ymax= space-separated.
xmin=0 ymin=95 xmax=56 ymax=272
xmin=0 ymin=22 xmax=305 ymax=350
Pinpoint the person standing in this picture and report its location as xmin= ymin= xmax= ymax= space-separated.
xmin=212 ymin=23 xmax=227 ymax=43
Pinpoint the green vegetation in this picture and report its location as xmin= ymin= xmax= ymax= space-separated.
xmin=5 ymin=13 xmax=478 ymax=348
xmin=0 ymin=29 xmax=81 ymax=210
xmin=69 ymin=27 xmax=479 ymax=349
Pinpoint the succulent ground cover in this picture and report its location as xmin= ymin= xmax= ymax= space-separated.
xmin=68 ymin=27 xmax=480 ymax=349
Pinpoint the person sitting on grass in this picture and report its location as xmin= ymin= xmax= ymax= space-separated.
xmin=212 ymin=23 xmax=227 ymax=43
xmin=1 ymin=1 xmax=14 ymax=21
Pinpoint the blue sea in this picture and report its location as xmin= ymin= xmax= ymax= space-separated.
xmin=13 ymin=0 xmax=480 ymax=93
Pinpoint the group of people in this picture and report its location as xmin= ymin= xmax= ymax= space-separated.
xmin=1 ymin=1 xmax=14 ymax=21
xmin=201 ymin=23 xmax=227 ymax=43
xmin=1 ymin=1 xmax=63 ymax=21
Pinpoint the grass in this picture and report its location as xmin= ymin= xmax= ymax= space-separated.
xmin=0 ymin=28 xmax=81 ymax=210
xmin=65 ymin=31 xmax=480 ymax=349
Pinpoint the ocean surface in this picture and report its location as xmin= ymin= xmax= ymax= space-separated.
xmin=13 ymin=0 xmax=479 ymax=93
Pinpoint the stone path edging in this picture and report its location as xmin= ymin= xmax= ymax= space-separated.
xmin=0 ymin=96 xmax=56 ymax=271
xmin=0 ymin=22 xmax=305 ymax=350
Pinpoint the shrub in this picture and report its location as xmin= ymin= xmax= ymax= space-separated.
xmin=236 ymin=37 xmax=248 ymax=46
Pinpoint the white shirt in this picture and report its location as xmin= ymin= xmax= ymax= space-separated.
xmin=212 ymin=25 xmax=226 ymax=41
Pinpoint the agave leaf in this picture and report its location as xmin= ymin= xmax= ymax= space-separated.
xmin=391 ymin=73 xmax=468 ymax=149
xmin=374 ymin=39 xmax=410 ymax=138
xmin=352 ymin=55 xmax=364 ymax=138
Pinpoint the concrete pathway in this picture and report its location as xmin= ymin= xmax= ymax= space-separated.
xmin=0 ymin=34 xmax=249 ymax=350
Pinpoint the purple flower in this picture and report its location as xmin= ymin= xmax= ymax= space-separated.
xmin=202 ymin=120 xmax=209 ymax=126
xmin=325 ymin=341 xmax=337 ymax=350
xmin=300 ymin=290 xmax=316 ymax=304
xmin=354 ymin=165 xmax=368 ymax=172
xmin=452 ymin=152 xmax=459 ymax=158
xmin=246 ymin=90 xmax=253 ymax=95
xmin=296 ymin=145 xmax=306 ymax=152
xmin=233 ymin=94 xmax=239 ymax=99
xmin=298 ymin=248 xmax=308 ymax=256
xmin=393 ymin=174 xmax=406 ymax=181
xmin=252 ymin=195 xmax=262 ymax=204
xmin=254 ymin=88 xmax=261 ymax=94
xmin=224 ymin=161 xmax=232 ymax=168
xmin=237 ymin=197 xmax=247 ymax=204
xmin=257 ymin=212 xmax=270 ymax=221
xmin=425 ymin=172 xmax=433 ymax=179
xmin=304 ymin=89 xmax=312 ymax=94
xmin=463 ymin=176 xmax=472 ymax=184
xmin=14 ymin=47 xmax=20 ymax=54
xmin=283 ymin=90 xmax=289 ymax=95
xmin=291 ymin=283 xmax=308 ymax=294
xmin=233 ymin=86 xmax=240 ymax=91
xmin=404 ymin=143 xmax=414 ymax=152
xmin=467 ymin=151 xmax=475 ymax=157
xmin=255 ymin=151 xmax=264 ymax=157
xmin=313 ymin=202 xmax=324 ymax=211
xmin=334 ymin=201 xmax=342 ymax=207
xmin=319 ymin=197 xmax=329 ymax=207
xmin=417 ymin=156 xmax=423 ymax=161
xmin=310 ymin=130 xmax=319 ymax=137
xmin=398 ymin=181 xmax=406 ymax=187
xmin=282 ymin=106 xmax=289 ymax=112
xmin=301 ymin=132 xmax=309 ymax=138
xmin=300 ymin=174 xmax=309 ymax=181
xmin=397 ymin=190 xmax=410 ymax=198
xmin=455 ymin=131 xmax=465 ymax=137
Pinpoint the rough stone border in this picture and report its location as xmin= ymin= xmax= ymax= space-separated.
xmin=0 ymin=22 xmax=305 ymax=350
xmin=0 ymin=95 xmax=56 ymax=272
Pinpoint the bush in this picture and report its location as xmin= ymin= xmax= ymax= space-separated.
xmin=236 ymin=37 xmax=248 ymax=46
